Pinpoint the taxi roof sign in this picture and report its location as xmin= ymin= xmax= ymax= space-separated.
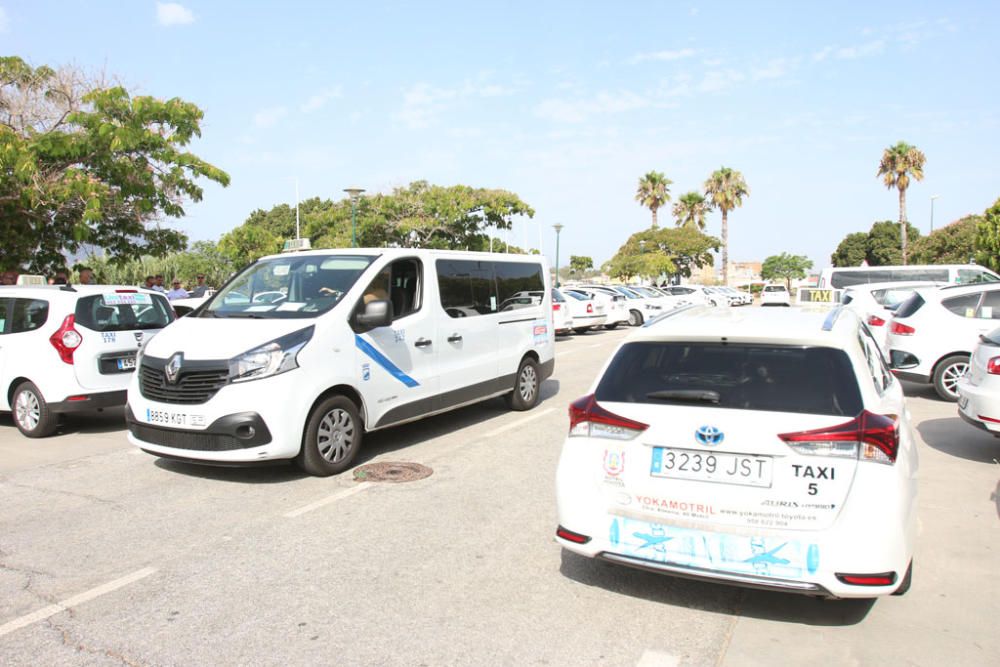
xmin=282 ymin=238 xmax=312 ymax=253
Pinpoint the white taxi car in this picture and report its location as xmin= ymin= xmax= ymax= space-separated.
xmin=555 ymin=306 xmax=917 ymax=598
xmin=760 ymin=284 xmax=791 ymax=307
xmin=0 ymin=285 xmax=174 ymax=437
xmin=957 ymin=327 xmax=1000 ymax=436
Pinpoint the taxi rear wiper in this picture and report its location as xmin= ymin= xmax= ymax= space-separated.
xmin=646 ymin=389 xmax=720 ymax=403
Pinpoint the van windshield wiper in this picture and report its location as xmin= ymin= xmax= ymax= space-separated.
xmin=646 ymin=389 xmax=720 ymax=404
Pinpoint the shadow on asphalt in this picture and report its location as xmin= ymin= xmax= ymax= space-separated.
xmin=899 ymin=380 xmax=940 ymax=400
xmin=0 ymin=407 xmax=128 ymax=438
xmin=149 ymin=377 xmax=563 ymax=482
xmin=917 ymin=418 xmax=1000 ymax=464
xmin=558 ymin=550 xmax=875 ymax=626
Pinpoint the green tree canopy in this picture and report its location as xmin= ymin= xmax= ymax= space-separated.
xmin=569 ymin=255 xmax=593 ymax=272
xmin=831 ymin=232 xmax=869 ymax=267
xmin=761 ymin=252 xmax=814 ymax=290
xmin=606 ymin=227 xmax=719 ymax=282
xmin=0 ymin=56 xmax=230 ymax=274
xmin=975 ymin=198 xmax=1000 ymax=272
xmin=877 ymin=140 xmax=926 ymax=265
xmin=635 ymin=171 xmax=672 ymax=229
xmin=909 ymin=215 xmax=980 ymax=265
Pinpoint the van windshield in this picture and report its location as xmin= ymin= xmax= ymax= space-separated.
xmin=201 ymin=254 xmax=376 ymax=319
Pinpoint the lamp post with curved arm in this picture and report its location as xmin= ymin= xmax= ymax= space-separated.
xmin=344 ymin=187 xmax=365 ymax=248
xmin=553 ymin=224 xmax=564 ymax=287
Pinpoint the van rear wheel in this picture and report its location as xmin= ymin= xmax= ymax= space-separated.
xmin=297 ymin=395 xmax=363 ymax=477
xmin=13 ymin=381 xmax=59 ymax=438
xmin=505 ymin=357 xmax=540 ymax=411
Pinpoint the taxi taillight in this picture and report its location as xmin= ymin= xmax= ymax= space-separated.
xmin=778 ymin=411 xmax=899 ymax=465
xmin=987 ymin=357 xmax=1000 ymax=375
xmin=49 ymin=314 xmax=83 ymax=364
xmin=568 ymin=394 xmax=647 ymax=440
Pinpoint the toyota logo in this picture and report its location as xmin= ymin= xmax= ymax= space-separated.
xmin=695 ymin=425 xmax=724 ymax=446
xmin=164 ymin=352 xmax=183 ymax=385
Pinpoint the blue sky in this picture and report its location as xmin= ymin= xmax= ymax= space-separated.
xmin=3 ymin=1 xmax=998 ymax=271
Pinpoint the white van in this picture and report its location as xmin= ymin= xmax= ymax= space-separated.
xmin=817 ymin=264 xmax=999 ymax=289
xmin=126 ymin=249 xmax=556 ymax=475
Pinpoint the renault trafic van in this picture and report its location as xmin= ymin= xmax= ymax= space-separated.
xmin=126 ymin=249 xmax=556 ymax=476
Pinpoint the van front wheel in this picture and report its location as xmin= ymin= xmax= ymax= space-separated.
xmin=297 ymin=395 xmax=363 ymax=477
xmin=505 ymin=357 xmax=540 ymax=411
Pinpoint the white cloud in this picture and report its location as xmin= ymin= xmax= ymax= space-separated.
xmin=535 ymin=91 xmax=651 ymax=124
xmin=751 ymin=57 xmax=796 ymax=81
xmin=156 ymin=3 xmax=195 ymax=27
xmin=301 ymin=87 xmax=343 ymax=113
xmin=834 ymin=40 xmax=885 ymax=60
xmin=253 ymin=106 xmax=288 ymax=128
xmin=629 ymin=48 xmax=697 ymax=65
xmin=396 ymin=78 xmax=515 ymax=128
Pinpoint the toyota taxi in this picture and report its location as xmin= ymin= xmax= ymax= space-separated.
xmin=555 ymin=306 xmax=917 ymax=598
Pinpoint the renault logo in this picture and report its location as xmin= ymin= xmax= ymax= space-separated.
xmin=165 ymin=353 xmax=183 ymax=385
xmin=695 ymin=425 xmax=724 ymax=446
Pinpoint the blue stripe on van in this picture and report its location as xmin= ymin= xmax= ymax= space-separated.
xmin=354 ymin=335 xmax=420 ymax=388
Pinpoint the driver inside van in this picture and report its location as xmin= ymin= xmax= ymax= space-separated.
xmin=361 ymin=268 xmax=391 ymax=305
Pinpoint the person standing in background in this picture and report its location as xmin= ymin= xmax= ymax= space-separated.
xmin=77 ymin=266 xmax=95 ymax=285
xmin=167 ymin=280 xmax=189 ymax=300
xmin=152 ymin=275 xmax=167 ymax=292
xmin=189 ymin=273 xmax=211 ymax=298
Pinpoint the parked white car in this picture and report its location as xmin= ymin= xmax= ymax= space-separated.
xmin=0 ymin=285 xmax=174 ymax=436
xmin=563 ymin=286 xmax=629 ymax=329
xmin=628 ymin=285 xmax=688 ymax=311
xmin=840 ymin=281 xmax=942 ymax=350
xmin=719 ymin=286 xmax=753 ymax=306
xmin=551 ymin=288 xmax=575 ymax=336
xmin=606 ymin=285 xmax=665 ymax=325
xmin=760 ymin=284 xmax=792 ymax=307
xmin=556 ymin=306 xmax=917 ymax=598
xmin=957 ymin=327 xmax=1000 ymax=436
xmin=560 ymin=288 xmax=609 ymax=333
xmin=657 ymin=285 xmax=710 ymax=306
xmin=887 ymin=283 xmax=1000 ymax=400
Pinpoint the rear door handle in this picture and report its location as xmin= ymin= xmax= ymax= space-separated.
xmin=414 ymin=338 xmax=432 ymax=348
xmin=447 ymin=334 xmax=463 ymax=343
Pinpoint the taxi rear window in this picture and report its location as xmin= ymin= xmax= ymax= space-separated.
xmin=74 ymin=293 xmax=175 ymax=331
xmin=596 ymin=342 xmax=862 ymax=416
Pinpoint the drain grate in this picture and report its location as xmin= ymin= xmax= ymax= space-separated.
xmin=353 ymin=461 xmax=433 ymax=483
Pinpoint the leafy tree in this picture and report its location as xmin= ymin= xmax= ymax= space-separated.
xmin=606 ymin=227 xmax=719 ymax=283
xmin=672 ymin=191 xmax=712 ymax=230
xmin=975 ymin=198 xmax=1000 ymax=272
xmin=80 ymin=242 xmax=235 ymax=289
xmin=867 ymin=220 xmax=921 ymax=266
xmin=877 ymin=141 xmax=926 ymax=265
xmin=831 ymin=232 xmax=869 ymax=267
xmin=910 ymin=215 xmax=980 ymax=264
xmin=761 ymin=252 xmax=814 ymax=290
xmin=635 ymin=171 xmax=673 ymax=229
xmin=569 ymin=255 xmax=593 ymax=272
xmin=218 ymin=225 xmax=283 ymax=269
xmin=704 ymin=166 xmax=749 ymax=285
xmin=0 ymin=56 xmax=230 ymax=275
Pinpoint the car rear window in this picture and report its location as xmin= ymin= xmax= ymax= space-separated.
xmin=74 ymin=293 xmax=175 ymax=331
xmin=595 ymin=342 xmax=863 ymax=416
xmin=894 ymin=293 xmax=925 ymax=318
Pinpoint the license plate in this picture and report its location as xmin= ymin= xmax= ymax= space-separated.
xmin=145 ymin=408 xmax=188 ymax=426
xmin=116 ymin=356 xmax=136 ymax=371
xmin=650 ymin=447 xmax=773 ymax=488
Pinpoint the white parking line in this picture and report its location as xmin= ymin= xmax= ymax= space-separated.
xmin=636 ymin=649 xmax=680 ymax=667
xmin=284 ymin=482 xmax=373 ymax=518
xmin=0 ymin=566 xmax=157 ymax=638
xmin=556 ymin=343 xmax=604 ymax=357
xmin=482 ymin=408 xmax=556 ymax=438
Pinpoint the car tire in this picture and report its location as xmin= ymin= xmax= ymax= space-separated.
xmin=892 ymin=561 xmax=912 ymax=596
xmin=605 ymin=322 xmax=619 ymax=330
xmin=932 ymin=354 xmax=969 ymax=401
xmin=12 ymin=381 xmax=60 ymax=438
xmin=573 ymin=327 xmax=589 ymax=335
xmin=628 ymin=310 xmax=643 ymax=326
xmin=296 ymin=395 xmax=363 ymax=477
xmin=505 ymin=357 xmax=540 ymax=411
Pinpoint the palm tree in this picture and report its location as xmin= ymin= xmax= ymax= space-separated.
xmin=635 ymin=171 xmax=673 ymax=229
xmin=877 ymin=141 xmax=926 ymax=265
xmin=672 ymin=191 xmax=712 ymax=230
xmin=704 ymin=167 xmax=749 ymax=285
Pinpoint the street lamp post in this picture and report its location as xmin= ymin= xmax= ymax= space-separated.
xmin=343 ymin=187 xmax=365 ymax=248
xmin=930 ymin=194 xmax=941 ymax=233
xmin=553 ymin=223 xmax=564 ymax=287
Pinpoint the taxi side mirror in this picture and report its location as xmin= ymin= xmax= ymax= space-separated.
xmin=355 ymin=299 xmax=393 ymax=331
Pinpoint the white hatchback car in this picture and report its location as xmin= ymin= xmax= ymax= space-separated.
xmin=840 ymin=281 xmax=942 ymax=350
xmin=957 ymin=327 xmax=1000 ymax=436
xmin=559 ymin=288 xmax=608 ymax=333
xmin=887 ymin=283 xmax=1000 ymax=400
xmin=556 ymin=306 xmax=917 ymax=598
xmin=760 ymin=284 xmax=792 ymax=307
xmin=564 ymin=286 xmax=629 ymax=329
xmin=0 ymin=285 xmax=174 ymax=436
xmin=551 ymin=288 xmax=575 ymax=335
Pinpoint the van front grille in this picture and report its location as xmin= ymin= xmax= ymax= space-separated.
xmin=139 ymin=359 xmax=228 ymax=405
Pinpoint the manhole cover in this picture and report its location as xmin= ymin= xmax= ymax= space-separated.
xmin=353 ymin=461 xmax=433 ymax=483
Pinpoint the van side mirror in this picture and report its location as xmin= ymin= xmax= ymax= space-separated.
xmin=355 ymin=299 xmax=393 ymax=330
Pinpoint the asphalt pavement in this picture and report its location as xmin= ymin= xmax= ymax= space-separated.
xmin=0 ymin=327 xmax=998 ymax=666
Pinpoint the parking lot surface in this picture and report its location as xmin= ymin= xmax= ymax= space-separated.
xmin=1 ymin=328 xmax=998 ymax=666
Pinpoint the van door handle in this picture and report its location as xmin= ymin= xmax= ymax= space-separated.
xmin=447 ymin=334 xmax=463 ymax=343
xmin=414 ymin=338 xmax=433 ymax=348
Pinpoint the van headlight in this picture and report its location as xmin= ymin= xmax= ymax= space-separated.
xmin=228 ymin=326 xmax=314 ymax=384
